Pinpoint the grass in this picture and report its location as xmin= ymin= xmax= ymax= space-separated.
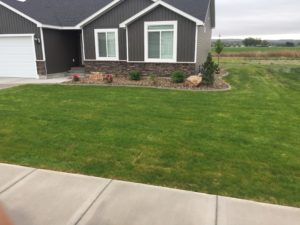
xmin=0 ymin=60 xmax=299 ymax=207
xmin=222 ymin=46 xmax=300 ymax=53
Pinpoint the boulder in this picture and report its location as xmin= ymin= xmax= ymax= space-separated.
xmin=89 ymin=72 xmax=104 ymax=81
xmin=186 ymin=75 xmax=202 ymax=87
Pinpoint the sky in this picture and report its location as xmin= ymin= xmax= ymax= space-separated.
xmin=212 ymin=0 xmax=300 ymax=40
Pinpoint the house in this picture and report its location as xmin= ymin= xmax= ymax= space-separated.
xmin=0 ymin=0 xmax=215 ymax=79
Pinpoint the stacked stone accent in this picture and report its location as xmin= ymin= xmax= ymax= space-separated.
xmin=84 ymin=61 xmax=195 ymax=76
xmin=36 ymin=61 xmax=47 ymax=76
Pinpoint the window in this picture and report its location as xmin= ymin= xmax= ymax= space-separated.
xmin=94 ymin=29 xmax=119 ymax=60
xmin=144 ymin=21 xmax=177 ymax=62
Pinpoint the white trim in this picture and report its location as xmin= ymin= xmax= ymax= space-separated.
xmin=30 ymin=35 xmax=39 ymax=77
xmin=77 ymin=0 xmax=158 ymax=27
xmin=120 ymin=2 xmax=159 ymax=28
xmin=0 ymin=33 xmax=34 ymax=37
xmin=144 ymin=21 xmax=177 ymax=63
xmin=81 ymin=28 xmax=86 ymax=63
xmin=41 ymin=24 xmax=81 ymax=30
xmin=126 ymin=27 xmax=129 ymax=61
xmin=194 ymin=25 xmax=198 ymax=63
xmin=30 ymin=35 xmax=39 ymax=78
xmin=94 ymin=29 xmax=119 ymax=61
xmin=120 ymin=1 xmax=204 ymax=28
xmin=126 ymin=61 xmax=195 ymax=64
xmin=0 ymin=1 xmax=42 ymax=27
xmin=40 ymin=27 xmax=46 ymax=61
xmin=77 ymin=0 xmax=122 ymax=27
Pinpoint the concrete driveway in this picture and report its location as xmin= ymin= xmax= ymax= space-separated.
xmin=0 ymin=77 xmax=70 ymax=90
xmin=0 ymin=163 xmax=299 ymax=225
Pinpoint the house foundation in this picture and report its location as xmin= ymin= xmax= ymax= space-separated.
xmin=84 ymin=61 xmax=196 ymax=76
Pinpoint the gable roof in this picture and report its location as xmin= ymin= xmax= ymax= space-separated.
xmin=0 ymin=0 xmax=213 ymax=28
xmin=162 ymin=0 xmax=211 ymax=23
xmin=120 ymin=1 xmax=204 ymax=28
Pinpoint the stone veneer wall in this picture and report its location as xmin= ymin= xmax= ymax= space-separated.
xmin=36 ymin=61 xmax=47 ymax=76
xmin=84 ymin=61 xmax=196 ymax=76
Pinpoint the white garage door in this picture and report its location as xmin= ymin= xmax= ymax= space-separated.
xmin=0 ymin=34 xmax=38 ymax=78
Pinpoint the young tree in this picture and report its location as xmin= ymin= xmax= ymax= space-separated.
xmin=201 ymin=53 xmax=218 ymax=86
xmin=215 ymin=39 xmax=224 ymax=65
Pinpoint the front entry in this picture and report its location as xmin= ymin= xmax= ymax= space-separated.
xmin=43 ymin=29 xmax=82 ymax=74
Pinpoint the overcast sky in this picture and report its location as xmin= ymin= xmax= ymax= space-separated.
xmin=212 ymin=0 xmax=300 ymax=39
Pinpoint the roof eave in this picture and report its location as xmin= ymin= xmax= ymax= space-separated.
xmin=0 ymin=0 xmax=42 ymax=27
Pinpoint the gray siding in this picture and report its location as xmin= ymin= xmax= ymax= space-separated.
xmin=83 ymin=0 xmax=152 ymax=60
xmin=128 ymin=6 xmax=196 ymax=62
xmin=43 ymin=29 xmax=81 ymax=74
xmin=195 ymin=5 xmax=212 ymax=72
xmin=0 ymin=5 xmax=43 ymax=60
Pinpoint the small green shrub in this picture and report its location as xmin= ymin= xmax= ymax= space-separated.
xmin=200 ymin=53 xmax=217 ymax=85
xmin=171 ymin=71 xmax=186 ymax=83
xmin=129 ymin=71 xmax=141 ymax=81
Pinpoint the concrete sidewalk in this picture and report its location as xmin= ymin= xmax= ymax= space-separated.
xmin=0 ymin=77 xmax=70 ymax=90
xmin=0 ymin=163 xmax=299 ymax=225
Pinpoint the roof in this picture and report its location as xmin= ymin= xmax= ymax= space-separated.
xmin=163 ymin=0 xmax=211 ymax=22
xmin=0 ymin=0 xmax=112 ymax=27
xmin=0 ymin=0 xmax=213 ymax=28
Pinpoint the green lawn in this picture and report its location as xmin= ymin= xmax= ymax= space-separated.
xmin=0 ymin=61 xmax=299 ymax=207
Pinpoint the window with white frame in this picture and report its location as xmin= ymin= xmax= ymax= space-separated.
xmin=94 ymin=29 xmax=119 ymax=60
xmin=145 ymin=21 xmax=177 ymax=62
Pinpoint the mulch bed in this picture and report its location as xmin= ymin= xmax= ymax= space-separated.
xmin=64 ymin=70 xmax=230 ymax=91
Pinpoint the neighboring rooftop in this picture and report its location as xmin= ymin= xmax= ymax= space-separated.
xmin=0 ymin=0 xmax=212 ymax=27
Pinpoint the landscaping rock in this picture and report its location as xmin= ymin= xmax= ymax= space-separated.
xmin=65 ymin=71 xmax=230 ymax=91
xmin=89 ymin=72 xmax=104 ymax=81
xmin=186 ymin=75 xmax=202 ymax=87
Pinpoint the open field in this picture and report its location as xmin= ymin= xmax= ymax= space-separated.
xmin=0 ymin=60 xmax=299 ymax=207
xmin=212 ymin=47 xmax=300 ymax=58
xmin=222 ymin=47 xmax=300 ymax=52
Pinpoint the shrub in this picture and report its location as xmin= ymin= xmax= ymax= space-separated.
xmin=103 ymin=74 xmax=113 ymax=83
xmin=149 ymin=74 xmax=158 ymax=85
xmin=171 ymin=71 xmax=186 ymax=83
xmin=72 ymin=74 xmax=80 ymax=82
xmin=129 ymin=71 xmax=141 ymax=81
xmin=200 ymin=53 xmax=218 ymax=85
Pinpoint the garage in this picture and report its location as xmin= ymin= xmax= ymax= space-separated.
xmin=0 ymin=34 xmax=38 ymax=78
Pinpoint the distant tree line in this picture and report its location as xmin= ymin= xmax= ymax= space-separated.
xmin=281 ymin=42 xmax=294 ymax=47
xmin=212 ymin=38 xmax=300 ymax=48
xmin=242 ymin=38 xmax=270 ymax=47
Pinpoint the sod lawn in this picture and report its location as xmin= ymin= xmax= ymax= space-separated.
xmin=0 ymin=60 xmax=299 ymax=207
